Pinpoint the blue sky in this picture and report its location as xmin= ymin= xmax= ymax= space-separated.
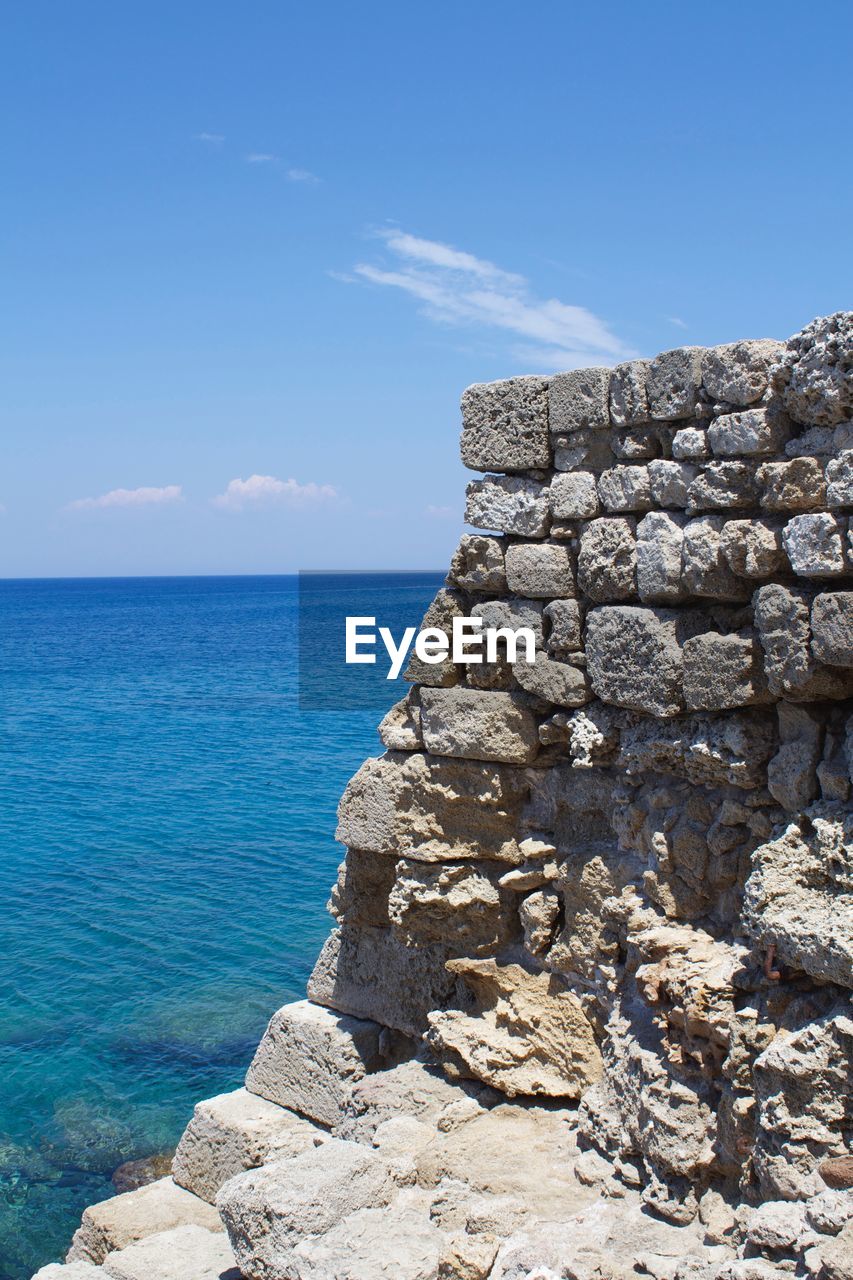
xmin=1 ymin=1 xmax=851 ymax=576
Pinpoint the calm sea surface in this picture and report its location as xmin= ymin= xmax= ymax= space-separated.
xmin=0 ymin=574 xmax=441 ymax=1277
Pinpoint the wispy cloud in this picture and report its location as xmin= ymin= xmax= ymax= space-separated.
xmin=340 ymin=228 xmax=635 ymax=369
xmin=425 ymin=503 xmax=455 ymax=519
xmin=667 ymin=315 xmax=688 ymax=330
xmin=246 ymin=152 xmax=279 ymax=165
xmin=212 ymin=474 xmax=338 ymax=511
xmin=287 ymin=167 xmax=320 ymax=184
xmin=195 ymin=132 xmax=225 ymax=144
xmin=67 ymin=485 xmax=183 ymax=512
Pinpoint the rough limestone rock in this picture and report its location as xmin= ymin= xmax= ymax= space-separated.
xmin=244 ymin=1000 xmax=401 ymax=1127
xmin=585 ymin=605 xmax=694 ymax=716
xmin=419 ymin=687 xmax=540 ymax=764
xmin=460 ymin=376 xmax=551 ymax=472
xmin=504 ymin=541 xmax=575 ymax=598
xmin=465 ymin=474 xmax=550 ymax=537
xmin=427 ymin=959 xmax=601 ymax=1097
xmin=636 ymin=511 xmax=686 ymax=603
xmin=772 ymin=312 xmax=853 ymax=426
xmin=550 ymin=470 xmax=599 ymax=519
xmin=512 ymin=650 xmax=591 ymax=707
xmin=66 ymin=1179 xmax=222 ymax=1265
xmin=336 ymin=1057 xmax=492 ymax=1143
xmin=811 ymin=591 xmax=853 ymax=665
xmin=702 ymin=340 xmax=783 ymax=407
xmin=577 ymin=516 xmax=637 ymax=601
xmin=752 ymin=1006 xmax=853 ymax=1200
xmin=681 ymin=630 xmax=767 ymax=711
xmin=308 ymin=924 xmax=457 ymax=1037
xmin=101 ymin=1225 xmax=240 ymax=1280
xmin=647 ymin=346 xmax=703 ymax=420
xmin=549 ymin=367 xmax=610 ymax=433
xmin=448 ymin=534 xmax=507 ymax=594
xmin=49 ymin=314 xmax=853 ymax=1280
xmin=216 ymin=1139 xmax=404 ymax=1276
xmin=335 ymin=751 xmax=530 ymax=862
xmin=743 ymin=806 xmax=853 ymax=988
xmin=172 ymin=1086 xmax=325 ymax=1202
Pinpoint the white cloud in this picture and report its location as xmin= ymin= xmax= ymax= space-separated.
xmin=246 ymin=152 xmax=278 ymax=164
xmin=67 ymin=485 xmax=183 ymax=512
xmin=425 ymin=503 xmax=455 ymax=519
xmin=212 ymin=474 xmax=338 ymax=511
xmin=195 ymin=132 xmax=225 ymax=144
xmin=341 ymin=228 xmax=635 ymax=369
xmin=667 ymin=315 xmax=688 ymax=330
xmin=287 ymin=167 xmax=320 ymax=184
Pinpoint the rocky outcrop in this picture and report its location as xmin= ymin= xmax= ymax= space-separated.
xmin=39 ymin=314 xmax=853 ymax=1280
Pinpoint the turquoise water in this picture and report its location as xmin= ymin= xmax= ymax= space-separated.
xmin=0 ymin=574 xmax=441 ymax=1277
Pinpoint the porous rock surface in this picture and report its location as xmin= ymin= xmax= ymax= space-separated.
xmin=43 ymin=316 xmax=853 ymax=1279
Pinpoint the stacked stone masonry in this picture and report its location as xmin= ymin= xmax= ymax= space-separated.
xmin=42 ymin=313 xmax=853 ymax=1280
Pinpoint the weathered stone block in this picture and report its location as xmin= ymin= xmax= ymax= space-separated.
xmin=682 ymin=631 xmax=767 ymax=710
xmin=245 ymin=1000 xmax=396 ymax=1128
xmin=427 ymin=959 xmax=601 ymax=1097
xmin=465 ymin=474 xmax=550 ymax=537
xmin=647 ymin=347 xmax=703 ymax=420
xmin=612 ymin=426 xmax=660 ymax=459
xmin=686 ymin=462 xmax=756 ymax=512
xmin=745 ymin=808 xmax=852 ymax=988
xmin=811 ymin=592 xmax=853 ymax=666
xmin=470 ymin=596 xmax=544 ymax=647
xmin=597 ymin=465 xmax=652 ymax=513
xmin=682 ymin=516 xmax=751 ymax=601
xmin=553 ymin=428 xmax=614 ymax=473
xmin=672 ymin=426 xmax=709 ymax=460
xmin=216 ymin=1140 xmax=404 ymax=1279
xmin=753 ymin=583 xmax=853 ymax=699
xmin=701 ymin=338 xmax=783 ymax=406
xmin=648 ymin=459 xmax=697 ymax=508
xmin=66 ymin=1179 xmax=222 ymax=1265
xmin=404 ymin=588 xmax=464 ymax=687
xmin=336 ymin=752 xmax=530 ymax=863
xmin=448 ymin=534 xmax=507 ymax=593
xmin=504 ymin=541 xmax=575 ymax=598
xmin=577 ymin=517 xmax=637 ymax=602
xmin=172 ymin=1088 xmax=324 ymax=1203
xmin=609 ymin=359 xmax=650 ymax=426
xmin=758 ymin=457 xmax=826 ymax=511
xmin=337 ymin=1058 xmax=486 ymax=1144
xmin=513 ymin=651 xmax=591 ymax=707
xmin=549 ymin=367 xmax=610 ymax=434
xmin=460 ymin=376 xmax=550 ymax=472
xmin=101 ymin=1224 xmax=239 ymax=1280
xmin=544 ymin=598 xmax=582 ymax=652
xmin=388 ymin=859 xmax=509 ymax=953
xmin=307 ymin=925 xmax=457 ymax=1037
xmin=419 ymin=687 xmax=540 ymax=764
xmin=585 ymin=606 xmax=693 ymax=717
xmin=719 ymin=519 xmax=786 ymax=578
xmin=707 ymin=407 xmax=790 ymax=457
xmin=636 ymin=512 xmax=685 ymax=603
xmin=550 ymin=470 xmax=599 ymax=519
xmin=783 ymin=513 xmax=847 ymax=577
xmin=773 ymin=311 xmax=853 ymax=426
xmin=826 ymin=449 xmax=853 ymax=508
xmin=378 ymin=692 xmax=422 ymax=751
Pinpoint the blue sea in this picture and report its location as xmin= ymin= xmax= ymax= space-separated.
xmin=0 ymin=573 xmax=442 ymax=1278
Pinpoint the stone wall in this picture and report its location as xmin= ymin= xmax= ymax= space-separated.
xmin=314 ymin=312 xmax=852 ymax=1213
xmin=40 ymin=314 xmax=853 ymax=1280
